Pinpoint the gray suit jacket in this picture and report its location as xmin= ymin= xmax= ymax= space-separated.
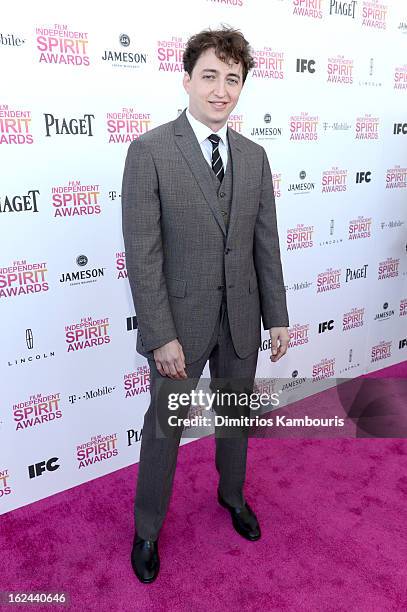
xmin=121 ymin=108 xmax=289 ymax=364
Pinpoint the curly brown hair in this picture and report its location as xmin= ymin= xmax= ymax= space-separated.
xmin=183 ymin=25 xmax=255 ymax=84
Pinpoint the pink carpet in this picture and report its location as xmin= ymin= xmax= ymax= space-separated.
xmin=1 ymin=362 xmax=406 ymax=611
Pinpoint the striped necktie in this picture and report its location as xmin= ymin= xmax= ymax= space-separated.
xmin=208 ymin=133 xmax=224 ymax=182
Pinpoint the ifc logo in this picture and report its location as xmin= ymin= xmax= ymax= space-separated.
xmin=120 ymin=34 xmax=130 ymax=47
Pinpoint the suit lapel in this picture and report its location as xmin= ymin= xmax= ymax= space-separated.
xmin=174 ymin=109 xmax=244 ymax=237
xmin=225 ymin=126 xmax=244 ymax=246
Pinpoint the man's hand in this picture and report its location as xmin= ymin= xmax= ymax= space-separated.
xmin=269 ymin=327 xmax=289 ymax=362
xmin=153 ymin=339 xmax=187 ymax=379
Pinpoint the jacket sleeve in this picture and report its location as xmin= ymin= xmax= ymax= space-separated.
xmin=253 ymin=147 xmax=289 ymax=330
xmin=121 ymin=138 xmax=178 ymax=351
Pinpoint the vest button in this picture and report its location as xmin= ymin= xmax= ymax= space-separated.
xmin=219 ymin=192 xmax=225 ymax=198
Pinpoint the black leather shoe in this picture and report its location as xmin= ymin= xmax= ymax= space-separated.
xmin=217 ymin=490 xmax=261 ymax=541
xmin=131 ymin=534 xmax=160 ymax=583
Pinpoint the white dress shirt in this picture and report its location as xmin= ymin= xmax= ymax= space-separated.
xmin=185 ymin=107 xmax=228 ymax=171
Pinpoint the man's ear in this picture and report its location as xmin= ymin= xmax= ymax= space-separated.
xmin=182 ymin=71 xmax=190 ymax=94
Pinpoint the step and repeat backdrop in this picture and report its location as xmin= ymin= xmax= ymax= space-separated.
xmin=1 ymin=0 xmax=406 ymax=513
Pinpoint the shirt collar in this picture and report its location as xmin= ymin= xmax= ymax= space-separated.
xmin=186 ymin=107 xmax=228 ymax=148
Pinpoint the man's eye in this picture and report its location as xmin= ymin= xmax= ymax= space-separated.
xmin=203 ymin=75 xmax=214 ymax=79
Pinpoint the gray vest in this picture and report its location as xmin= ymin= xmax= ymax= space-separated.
xmin=207 ymin=145 xmax=233 ymax=292
xmin=208 ymin=146 xmax=233 ymax=233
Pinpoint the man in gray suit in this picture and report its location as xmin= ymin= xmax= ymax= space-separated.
xmin=121 ymin=26 xmax=289 ymax=583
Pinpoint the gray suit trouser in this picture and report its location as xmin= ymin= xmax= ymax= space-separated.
xmin=134 ymin=296 xmax=259 ymax=541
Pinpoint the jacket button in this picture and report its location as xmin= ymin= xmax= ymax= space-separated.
xmin=217 ymin=285 xmax=225 ymax=290
xmin=224 ymin=247 xmax=231 ymax=254
xmin=219 ymin=192 xmax=225 ymax=198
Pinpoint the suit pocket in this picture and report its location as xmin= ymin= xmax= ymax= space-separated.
xmin=166 ymin=276 xmax=187 ymax=298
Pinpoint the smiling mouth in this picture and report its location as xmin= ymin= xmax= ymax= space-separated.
xmin=209 ymin=101 xmax=228 ymax=108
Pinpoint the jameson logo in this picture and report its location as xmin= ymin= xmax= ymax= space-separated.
xmin=101 ymin=33 xmax=147 ymax=64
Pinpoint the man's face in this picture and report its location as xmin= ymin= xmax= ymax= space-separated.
xmin=183 ymin=46 xmax=244 ymax=131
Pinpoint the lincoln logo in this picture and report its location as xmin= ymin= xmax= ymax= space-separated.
xmin=26 ymin=328 xmax=33 ymax=350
